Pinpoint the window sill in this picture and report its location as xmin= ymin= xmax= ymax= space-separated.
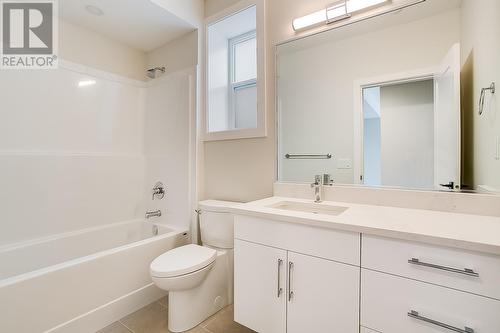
xmin=202 ymin=127 xmax=267 ymax=142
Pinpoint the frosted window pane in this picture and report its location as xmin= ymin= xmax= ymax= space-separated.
xmin=234 ymin=37 xmax=257 ymax=83
xmin=234 ymin=85 xmax=257 ymax=129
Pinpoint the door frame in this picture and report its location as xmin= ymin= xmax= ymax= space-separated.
xmin=352 ymin=67 xmax=437 ymax=185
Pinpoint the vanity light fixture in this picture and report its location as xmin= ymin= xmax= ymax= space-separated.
xmin=292 ymin=0 xmax=390 ymax=31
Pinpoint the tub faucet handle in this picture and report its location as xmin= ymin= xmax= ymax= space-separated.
xmin=152 ymin=182 xmax=165 ymax=200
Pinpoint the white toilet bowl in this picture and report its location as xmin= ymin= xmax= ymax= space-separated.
xmin=151 ymin=244 xmax=233 ymax=332
xmin=150 ymin=200 xmax=238 ymax=332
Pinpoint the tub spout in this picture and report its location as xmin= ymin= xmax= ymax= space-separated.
xmin=145 ymin=210 xmax=161 ymax=219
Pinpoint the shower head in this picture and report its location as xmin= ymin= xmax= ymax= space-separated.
xmin=146 ymin=67 xmax=166 ymax=79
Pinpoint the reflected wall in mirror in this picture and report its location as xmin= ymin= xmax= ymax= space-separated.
xmin=362 ymin=80 xmax=443 ymax=190
xmin=277 ymin=0 xmax=499 ymax=193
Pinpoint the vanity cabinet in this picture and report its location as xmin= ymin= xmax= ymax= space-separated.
xmin=234 ymin=239 xmax=287 ymax=333
xmin=234 ymin=216 xmax=360 ymax=333
xmin=286 ymin=251 xmax=359 ymax=333
xmin=361 ymin=235 xmax=500 ymax=333
xmin=233 ymin=213 xmax=500 ymax=333
xmin=361 ymin=269 xmax=500 ymax=332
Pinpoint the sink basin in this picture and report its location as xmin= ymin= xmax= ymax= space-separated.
xmin=268 ymin=201 xmax=348 ymax=216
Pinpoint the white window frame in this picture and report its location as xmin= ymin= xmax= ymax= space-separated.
xmin=203 ymin=0 xmax=267 ymax=141
xmin=228 ymin=30 xmax=257 ymax=129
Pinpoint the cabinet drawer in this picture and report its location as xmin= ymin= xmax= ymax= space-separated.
xmin=362 ymin=235 xmax=500 ymax=299
xmin=235 ymin=215 xmax=360 ymax=265
xmin=361 ymin=269 xmax=500 ymax=333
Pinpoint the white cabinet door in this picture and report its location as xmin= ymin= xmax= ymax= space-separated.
xmin=234 ymin=239 xmax=287 ymax=333
xmin=287 ymin=252 xmax=359 ymax=333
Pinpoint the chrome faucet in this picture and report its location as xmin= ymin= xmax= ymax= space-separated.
xmin=145 ymin=210 xmax=162 ymax=219
xmin=310 ymin=175 xmax=323 ymax=203
xmin=152 ymin=182 xmax=165 ymax=200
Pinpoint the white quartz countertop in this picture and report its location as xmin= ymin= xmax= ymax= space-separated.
xmin=229 ymin=196 xmax=500 ymax=256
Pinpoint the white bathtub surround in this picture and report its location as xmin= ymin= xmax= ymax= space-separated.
xmin=0 ymin=60 xmax=196 ymax=246
xmin=0 ymin=61 xmax=146 ymax=246
xmin=143 ymin=68 xmax=197 ymax=232
xmin=274 ymin=182 xmax=500 ymax=217
xmin=150 ymin=200 xmax=238 ymax=332
xmin=0 ymin=221 xmax=189 ymax=333
xmin=0 ymin=60 xmax=197 ymax=332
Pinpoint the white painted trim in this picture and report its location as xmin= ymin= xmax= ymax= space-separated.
xmin=352 ymin=67 xmax=437 ymax=184
xmin=202 ymin=0 xmax=267 ymax=141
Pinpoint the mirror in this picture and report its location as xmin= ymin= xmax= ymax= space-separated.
xmin=276 ymin=0 xmax=496 ymax=193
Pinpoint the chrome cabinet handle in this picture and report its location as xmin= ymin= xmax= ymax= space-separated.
xmin=277 ymin=259 xmax=283 ymax=298
xmin=408 ymin=258 xmax=479 ymax=277
xmin=408 ymin=310 xmax=474 ymax=333
xmin=288 ymin=261 xmax=294 ymax=301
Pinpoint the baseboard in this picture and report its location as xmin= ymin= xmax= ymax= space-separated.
xmin=44 ymin=284 xmax=166 ymax=333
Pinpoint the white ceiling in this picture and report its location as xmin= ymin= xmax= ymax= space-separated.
xmin=60 ymin=0 xmax=196 ymax=52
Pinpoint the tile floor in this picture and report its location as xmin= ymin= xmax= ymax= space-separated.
xmin=96 ymin=297 xmax=256 ymax=333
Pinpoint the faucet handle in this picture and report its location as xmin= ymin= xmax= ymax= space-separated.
xmin=323 ymin=174 xmax=334 ymax=186
xmin=311 ymin=175 xmax=322 ymax=187
xmin=152 ymin=182 xmax=165 ymax=200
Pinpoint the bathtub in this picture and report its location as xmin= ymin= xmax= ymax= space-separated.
xmin=0 ymin=220 xmax=190 ymax=333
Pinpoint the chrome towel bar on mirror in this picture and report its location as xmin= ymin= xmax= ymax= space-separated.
xmin=479 ymin=82 xmax=495 ymax=115
xmin=408 ymin=310 xmax=474 ymax=333
xmin=408 ymin=258 xmax=479 ymax=277
xmin=285 ymin=153 xmax=332 ymax=159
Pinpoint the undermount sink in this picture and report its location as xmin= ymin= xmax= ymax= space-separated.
xmin=268 ymin=201 xmax=349 ymax=216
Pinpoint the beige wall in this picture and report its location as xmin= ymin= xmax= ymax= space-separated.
xmin=147 ymin=30 xmax=199 ymax=75
xmin=59 ymin=20 xmax=146 ymax=81
xmin=202 ymin=0 xmax=461 ymax=202
xmin=461 ymin=0 xmax=500 ymax=191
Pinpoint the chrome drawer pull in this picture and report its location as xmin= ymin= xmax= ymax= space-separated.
xmin=408 ymin=310 xmax=474 ymax=333
xmin=277 ymin=259 xmax=283 ymax=298
xmin=408 ymin=258 xmax=479 ymax=277
xmin=288 ymin=261 xmax=294 ymax=301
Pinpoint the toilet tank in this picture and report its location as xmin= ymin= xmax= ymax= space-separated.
xmin=198 ymin=200 xmax=239 ymax=249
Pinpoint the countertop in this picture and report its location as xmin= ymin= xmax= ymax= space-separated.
xmin=229 ymin=196 xmax=500 ymax=256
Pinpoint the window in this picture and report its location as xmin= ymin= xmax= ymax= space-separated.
xmin=229 ymin=30 xmax=257 ymax=129
xmin=204 ymin=0 xmax=266 ymax=141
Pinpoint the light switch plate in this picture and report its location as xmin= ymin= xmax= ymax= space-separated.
xmin=337 ymin=158 xmax=352 ymax=169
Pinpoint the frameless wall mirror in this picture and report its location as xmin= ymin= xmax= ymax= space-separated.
xmin=277 ymin=0 xmax=498 ymax=193
xmin=204 ymin=0 xmax=266 ymax=141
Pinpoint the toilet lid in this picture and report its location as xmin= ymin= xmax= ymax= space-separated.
xmin=150 ymin=244 xmax=217 ymax=278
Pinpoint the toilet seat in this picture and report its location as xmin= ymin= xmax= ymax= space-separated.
xmin=150 ymin=244 xmax=217 ymax=278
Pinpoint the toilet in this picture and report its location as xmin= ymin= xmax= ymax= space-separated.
xmin=150 ymin=200 xmax=237 ymax=332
